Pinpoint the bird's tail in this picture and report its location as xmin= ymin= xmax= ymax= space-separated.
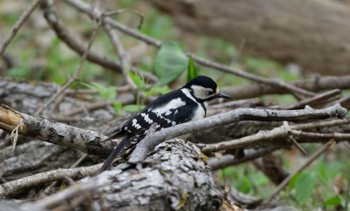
xmin=100 ymin=136 xmax=131 ymax=172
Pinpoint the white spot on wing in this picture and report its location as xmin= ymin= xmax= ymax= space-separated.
xmin=144 ymin=114 xmax=153 ymax=124
xmin=132 ymin=119 xmax=141 ymax=129
xmin=152 ymin=98 xmax=186 ymax=115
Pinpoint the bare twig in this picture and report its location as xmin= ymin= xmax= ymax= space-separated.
xmin=32 ymin=181 xmax=105 ymax=209
xmin=0 ymin=0 xmax=43 ymax=56
xmin=284 ymin=121 xmax=307 ymax=156
xmin=267 ymin=139 xmax=336 ymax=202
xmin=70 ymin=153 xmax=88 ymax=168
xmin=208 ymin=146 xmax=282 ymax=170
xmin=222 ymin=75 xmax=350 ymax=100
xmin=104 ymin=23 xmax=137 ymax=89
xmin=272 ymin=89 xmax=341 ymax=110
xmin=40 ymin=0 xmax=123 ymax=73
xmin=104 ymin=9 xmax=144 ymax=29
xmin=36 ymin=0 xmax=103 ymax=115
xmin=188 ymin=53 xmax=316 ymax=97
xmin=290 ymin=130 xmax=350 ymax=140
xmin=287 ymin=135 xmax=308 ymax=156
xmin=0 ymin=164 xmax=101 ymax=197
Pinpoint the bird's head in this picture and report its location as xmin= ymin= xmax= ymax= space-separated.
xmin=183 ymin=76 xmax=231 ymax=101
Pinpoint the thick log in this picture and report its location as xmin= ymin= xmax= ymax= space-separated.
xmin=8 ymin=140 xmax=223 ymax=211
xmin=150 ymin=0 xmax=350 ymax=75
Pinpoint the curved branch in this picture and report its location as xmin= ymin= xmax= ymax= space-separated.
xmin=129 ymin=103 xmax=347 ymax=162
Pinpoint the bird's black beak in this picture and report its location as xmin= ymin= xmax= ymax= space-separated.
xmin=216 ymin=91 xmax=232 ymax=99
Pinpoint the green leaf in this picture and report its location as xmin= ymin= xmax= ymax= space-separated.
xmin=295 ymin=173 xmax=316 ymax=205
xmin=123 ymin=104 xmax=144 ymax=113
xmin=113 ymin=101 xmax=123 ymax=115
xmin=144 ymin=86 xmax=171 ymax=97
xmin=128 ymin=71 xmax=146 ymax=90
xmin=82 ymin=82 xmax=117 ymax=100
xmin=155 ymin=41 xmax=188 ymax=86
xmin=187 ymin=56 xmax=199 ymax=81
xmin=128 ymin=71 xmax=147 ymax=90
xmin=324 ymin=196 xmax=342 ymax=206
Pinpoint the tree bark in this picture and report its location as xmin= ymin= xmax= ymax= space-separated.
xmin=150 ymin=0 xmax=350 ymax=75
xmin=5 ymin=140 xmax=224 ymax=211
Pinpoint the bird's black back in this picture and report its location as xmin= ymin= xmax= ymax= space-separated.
xmin=121 ymin=88 xmax=201 ymax=140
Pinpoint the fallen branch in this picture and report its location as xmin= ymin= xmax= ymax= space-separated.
xmin=0 ymin=164 xmax=100 ymax=197
xmin=0 ymin=104 xmax=112 ymax=157
xmin=202 ymin=115 xmax=350 ymax=154
xmin=129 ymin=103 xmax=347 ymax=162
xmin=18 ymin=140 xmax=223 ymax=210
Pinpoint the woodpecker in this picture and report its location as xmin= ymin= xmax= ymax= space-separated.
xmin=100 ymin=76 xmax=231 ymax=171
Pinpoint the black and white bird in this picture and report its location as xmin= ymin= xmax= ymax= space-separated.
xmin=100 ymin=76 xmax=231 ymax=171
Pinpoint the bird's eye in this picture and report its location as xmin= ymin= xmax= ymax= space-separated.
xmin=208 ymin=90 xmax=214 ymax=95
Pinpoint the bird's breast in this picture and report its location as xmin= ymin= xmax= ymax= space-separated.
xmin=191 ymin=104 xmax=206 ymax=121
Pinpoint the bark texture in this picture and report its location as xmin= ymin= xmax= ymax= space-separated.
xmin=14 ymin=140 xmax=223 ymax=211
xmin=150 ymin=0 xmax=350 ymax=75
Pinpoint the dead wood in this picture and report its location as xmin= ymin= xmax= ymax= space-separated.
xmin=4 ymin=140 xmax=224 ymax=211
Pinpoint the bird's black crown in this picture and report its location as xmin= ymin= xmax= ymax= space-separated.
xmin=183 ymin=76 xmax=217 ymax=90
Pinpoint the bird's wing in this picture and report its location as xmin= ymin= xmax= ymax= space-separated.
xmin=122 ymin=90 xmax=198 ymax=138
xmin=122 ymin=99 xmax=198 ymax=138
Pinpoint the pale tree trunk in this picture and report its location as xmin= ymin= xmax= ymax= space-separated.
xmin=150 ymin=0 xmax=350 ymax=75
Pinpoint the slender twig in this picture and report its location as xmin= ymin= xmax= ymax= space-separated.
xmin=40 ymin=0 xmax=123 ymax=73
xmin=283 ymin=121 xmax=307 ymax=156
xmin=222 ymin=75 xmax=350 ymax=100
xmin=104 ymin=9 xmax=144 ymax=29
xmin=188 ymin=53 xmax=316 ymax=97
xmin=0 ymin=0 xmax=43 ymax=56
xmin=70 ymin=154 xmax=88 ymax=168
xmin=290 ymin=130 xmax=350 ymax=140
xmin=271 ymin=89 xmax=341 ymax=110
xmin=267 ymin=139 xmax=336 ymax=202
xmin=35 ymin=5 xmax=103 ymax=115
xmin=208 ymin=146 xmax=281 ymax=170
xmin=0 ymin=164 xmax=101 ymax=197
xmin=287 ymin=135 xmax=307 ymax=156
xmin=32 ymin=180 xmax=105 ymax=209
xmin=104 ymin=23 xmax=137 ymax=89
